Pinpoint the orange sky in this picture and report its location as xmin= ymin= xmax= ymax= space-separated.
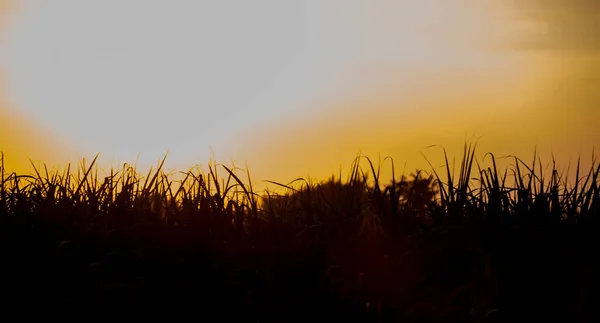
xmin=226 ymin=52 xmax=599 ymax=187
xmin=1 ymin=0 xmax=598 ymax=189
xmin=0 ymin=0 xmax=84 ymax=174
xmin=222 ymin=1 xmax=600 ymax=188
xmin=0 ymin=98 xmax=79 ymax=175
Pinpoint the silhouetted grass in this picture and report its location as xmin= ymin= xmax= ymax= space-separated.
xmin=0 ymin=144 xmax=598 ymax=321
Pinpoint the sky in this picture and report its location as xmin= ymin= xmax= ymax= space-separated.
xmin=0 ymin=0 xmax=598 ymax=188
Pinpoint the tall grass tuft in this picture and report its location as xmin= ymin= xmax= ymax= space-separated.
xmin=0 ymin=143 xmax=598 ymax=321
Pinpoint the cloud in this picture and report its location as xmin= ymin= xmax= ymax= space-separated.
xmin=513 ymin=0 xmax=600 ymax=52
xmin=508 ymin=1 xmax=600 ymax=148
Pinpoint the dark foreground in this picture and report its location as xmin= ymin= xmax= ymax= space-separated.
xmin=0 ymin=149 xmax=599 ymax=321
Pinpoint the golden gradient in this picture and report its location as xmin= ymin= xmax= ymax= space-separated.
xmin=1 ymin=0 xmax=599 ymax=188
xmin=223 ymin=1 xmax=597 ymax=188
xmin=0 ymin=94 xmax=79 ymax=175
xmin=1 ymin=1 xmax=81 ymax=174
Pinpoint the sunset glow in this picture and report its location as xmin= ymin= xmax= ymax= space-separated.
xmin=1 ymin=0 xmax=598 ymax=186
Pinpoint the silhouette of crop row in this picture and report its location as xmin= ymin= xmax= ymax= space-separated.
xmin=0 ymin=142 xmax=598 ymax=321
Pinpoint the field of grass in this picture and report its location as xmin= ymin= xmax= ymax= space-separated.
xmin=0 ymin=142 xmax=599 ymax=321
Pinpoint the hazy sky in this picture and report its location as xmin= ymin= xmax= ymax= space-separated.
xmin=0 ymin=0 xmax=598 ymax=186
